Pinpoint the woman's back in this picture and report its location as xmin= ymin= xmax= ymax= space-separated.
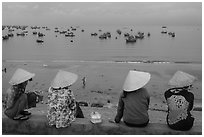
xmin=122 ymin=88 xmax=150 ymax=124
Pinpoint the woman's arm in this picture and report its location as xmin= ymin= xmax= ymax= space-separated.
xmin=67 ymin=89 xmax=77 ymax=115
xmin=188 ymin=92 xmax=194 ymax=111
xmin=114 ymin=94 xmax=124 ymax=123
xmin=164 ymin=89 xmax=173 ymax=100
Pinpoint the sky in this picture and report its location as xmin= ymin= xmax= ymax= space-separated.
xmin=2 ymin=2 xmax=202 ymax=26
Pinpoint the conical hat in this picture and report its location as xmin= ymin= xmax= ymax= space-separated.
xmin=168 ymin=71 xmax=196 ymax=88
xmin=51 ymin=70 xmax=78 ymax=88
xmin=123 ymin=70 xmax=151 ymax=92
xmin=9 ymin=68 xmax=35 ymax=85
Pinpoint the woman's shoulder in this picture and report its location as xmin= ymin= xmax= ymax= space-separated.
xmin=135 ymin=88 xmax=149 ymax=97
xmin=181 ymin=90 xmax=194 ymax=98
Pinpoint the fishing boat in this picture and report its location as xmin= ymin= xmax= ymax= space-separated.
xmin=33 ymin=31 xmax=37 ymax=35
xmin=161 ymin=30 xmax=167 ymax=34
xmin=8 ymin=33 xmax=14 ymax=37
xmin=91 ymin=33 xmax=98 ymax=36
xmin=116 ymin=29 xmax=122 ymax=35
xmin=2 ymin=35 xmax=9 ymax=40
xmin=16 ymin=32 xmax=26 ymax=36
xmin=124 ymin=33 xmax=130 ymax=37
xmin=147 ymin=32 xmax=150 ymax=37
xmin=36 ymin=39 xmax=44 ymax=43
xmin=126 ymin=36 xmax=136 ymax=43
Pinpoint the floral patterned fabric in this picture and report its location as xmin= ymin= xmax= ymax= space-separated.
xmin=47 ymin=87 xmax=76 ymax=128
xmin=3 ymin=87 xmax=15 ymax=110
xmin=167 ymin=95 xmax=189 ymax=124
xmin=3 ymin=85 xmax=25 ymax=110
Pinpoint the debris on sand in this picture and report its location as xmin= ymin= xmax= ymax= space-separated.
xmin=78 ymin=101 xmax=88 ymax=107
xmin=90 ymin=90 xmax=103 ymax=94
xmin=91 ymin=103 xmax=104 ymax=108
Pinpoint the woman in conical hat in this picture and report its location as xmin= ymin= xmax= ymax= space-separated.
xmin=3 ymin=68 xmax=35 ymax=120
xmin=164 ymin=71 xmax=196 ymax=131
xmin=47 ymin=70 xmax=84 ymax=128
xmin=114 ymin=70 xmax=151 ymax=127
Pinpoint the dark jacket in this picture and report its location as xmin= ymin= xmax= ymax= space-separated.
xmin=115 ymin=88 xmax=150 ymax=125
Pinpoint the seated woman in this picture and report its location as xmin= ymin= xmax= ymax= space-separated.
xmin=164 ymin=71 xmax=196 ymax=131
xmin=114 ymin=70 xmax=151 ymax=127
xmin=47 ymin=70 xmax=84 ymax=128
xmin=4 ymin=68 xmax=35 ymax=120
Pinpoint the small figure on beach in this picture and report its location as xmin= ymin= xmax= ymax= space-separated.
xmin=164 ymin=71 xmax=196 ymax=131
xmin=114 ymin=70 xmax=151 ymax=127
xmin=82 ymin=76 xmax=86 ymax=89
xmin=3 ymin=68 xmax=36 ymax=120
xmin=47 ymin=70 xmax=84 ymax=128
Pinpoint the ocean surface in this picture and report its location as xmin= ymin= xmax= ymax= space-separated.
xmin=2 ymin=25 xmax=202 ymax=64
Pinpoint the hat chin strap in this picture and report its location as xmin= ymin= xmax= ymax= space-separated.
xmin=171 ymin=85 xmax=192 ymax=90
xmin=52 ymin=86 xmax=70 ymax=90
xmin=169 ymin=85 xmax=192 ymax=93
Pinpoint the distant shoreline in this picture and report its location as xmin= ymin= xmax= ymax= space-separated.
xmin=2 ymin=59 xmax=202 ymax=65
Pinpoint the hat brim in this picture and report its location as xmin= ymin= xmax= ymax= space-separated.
xmin=51 ymin=70 xmax=78 ymax=88
xmin=10 ymin=73 xmax=35 ymax=85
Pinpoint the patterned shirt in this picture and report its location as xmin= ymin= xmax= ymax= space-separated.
xmin=3 ymin=85 xmax=25 ymax=110
xmin=47 ymin=87 xmax=77 ymax=128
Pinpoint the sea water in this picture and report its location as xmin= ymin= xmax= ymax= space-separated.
xmin=2 ymin=25 xmax=202 ymax=64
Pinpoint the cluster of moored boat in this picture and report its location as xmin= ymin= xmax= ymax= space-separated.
xmin=161 ymin=26 xmax=175 ymax=37
xmin=124 ymin=31 xmax=150 ymax=43
xmin=98 ymin=32 xmax=111 ymax=39
xmin=91 ymin=31 xmax=111 ymax=39
xmin=2 ymin=25 xmax=79 ymax=43
xmin=54 ymin=27 xmax=78 ymax=43
xmin=2 ymin=25 xmax=30 ymax=40
xmin=54 ymin=26 xmax=76 ymax=37
xmin=2 ymin=25 xmax=150 ymax=44
xmin=90 ymin=28 xmax=150 ymax=43
xmin=31 ymin=28 xmax=46 ymax=43
xmin=2 ymin=25 xmax=175 ymax=44
xmin=2 ymin=33 xmax=14 ymax=40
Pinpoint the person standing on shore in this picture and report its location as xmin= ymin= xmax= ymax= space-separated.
xmin=82 ymin=76 xmax=86 ymax=89
xmin=114 ymin=70 xmax=151 ymax=127
xmin=47 ymin=70 xmax=83 ymax=128
xmin=3 ymin=68 xmax=35 ymax=120
xmin=164 ymin=71 xmax=196 ymax=131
